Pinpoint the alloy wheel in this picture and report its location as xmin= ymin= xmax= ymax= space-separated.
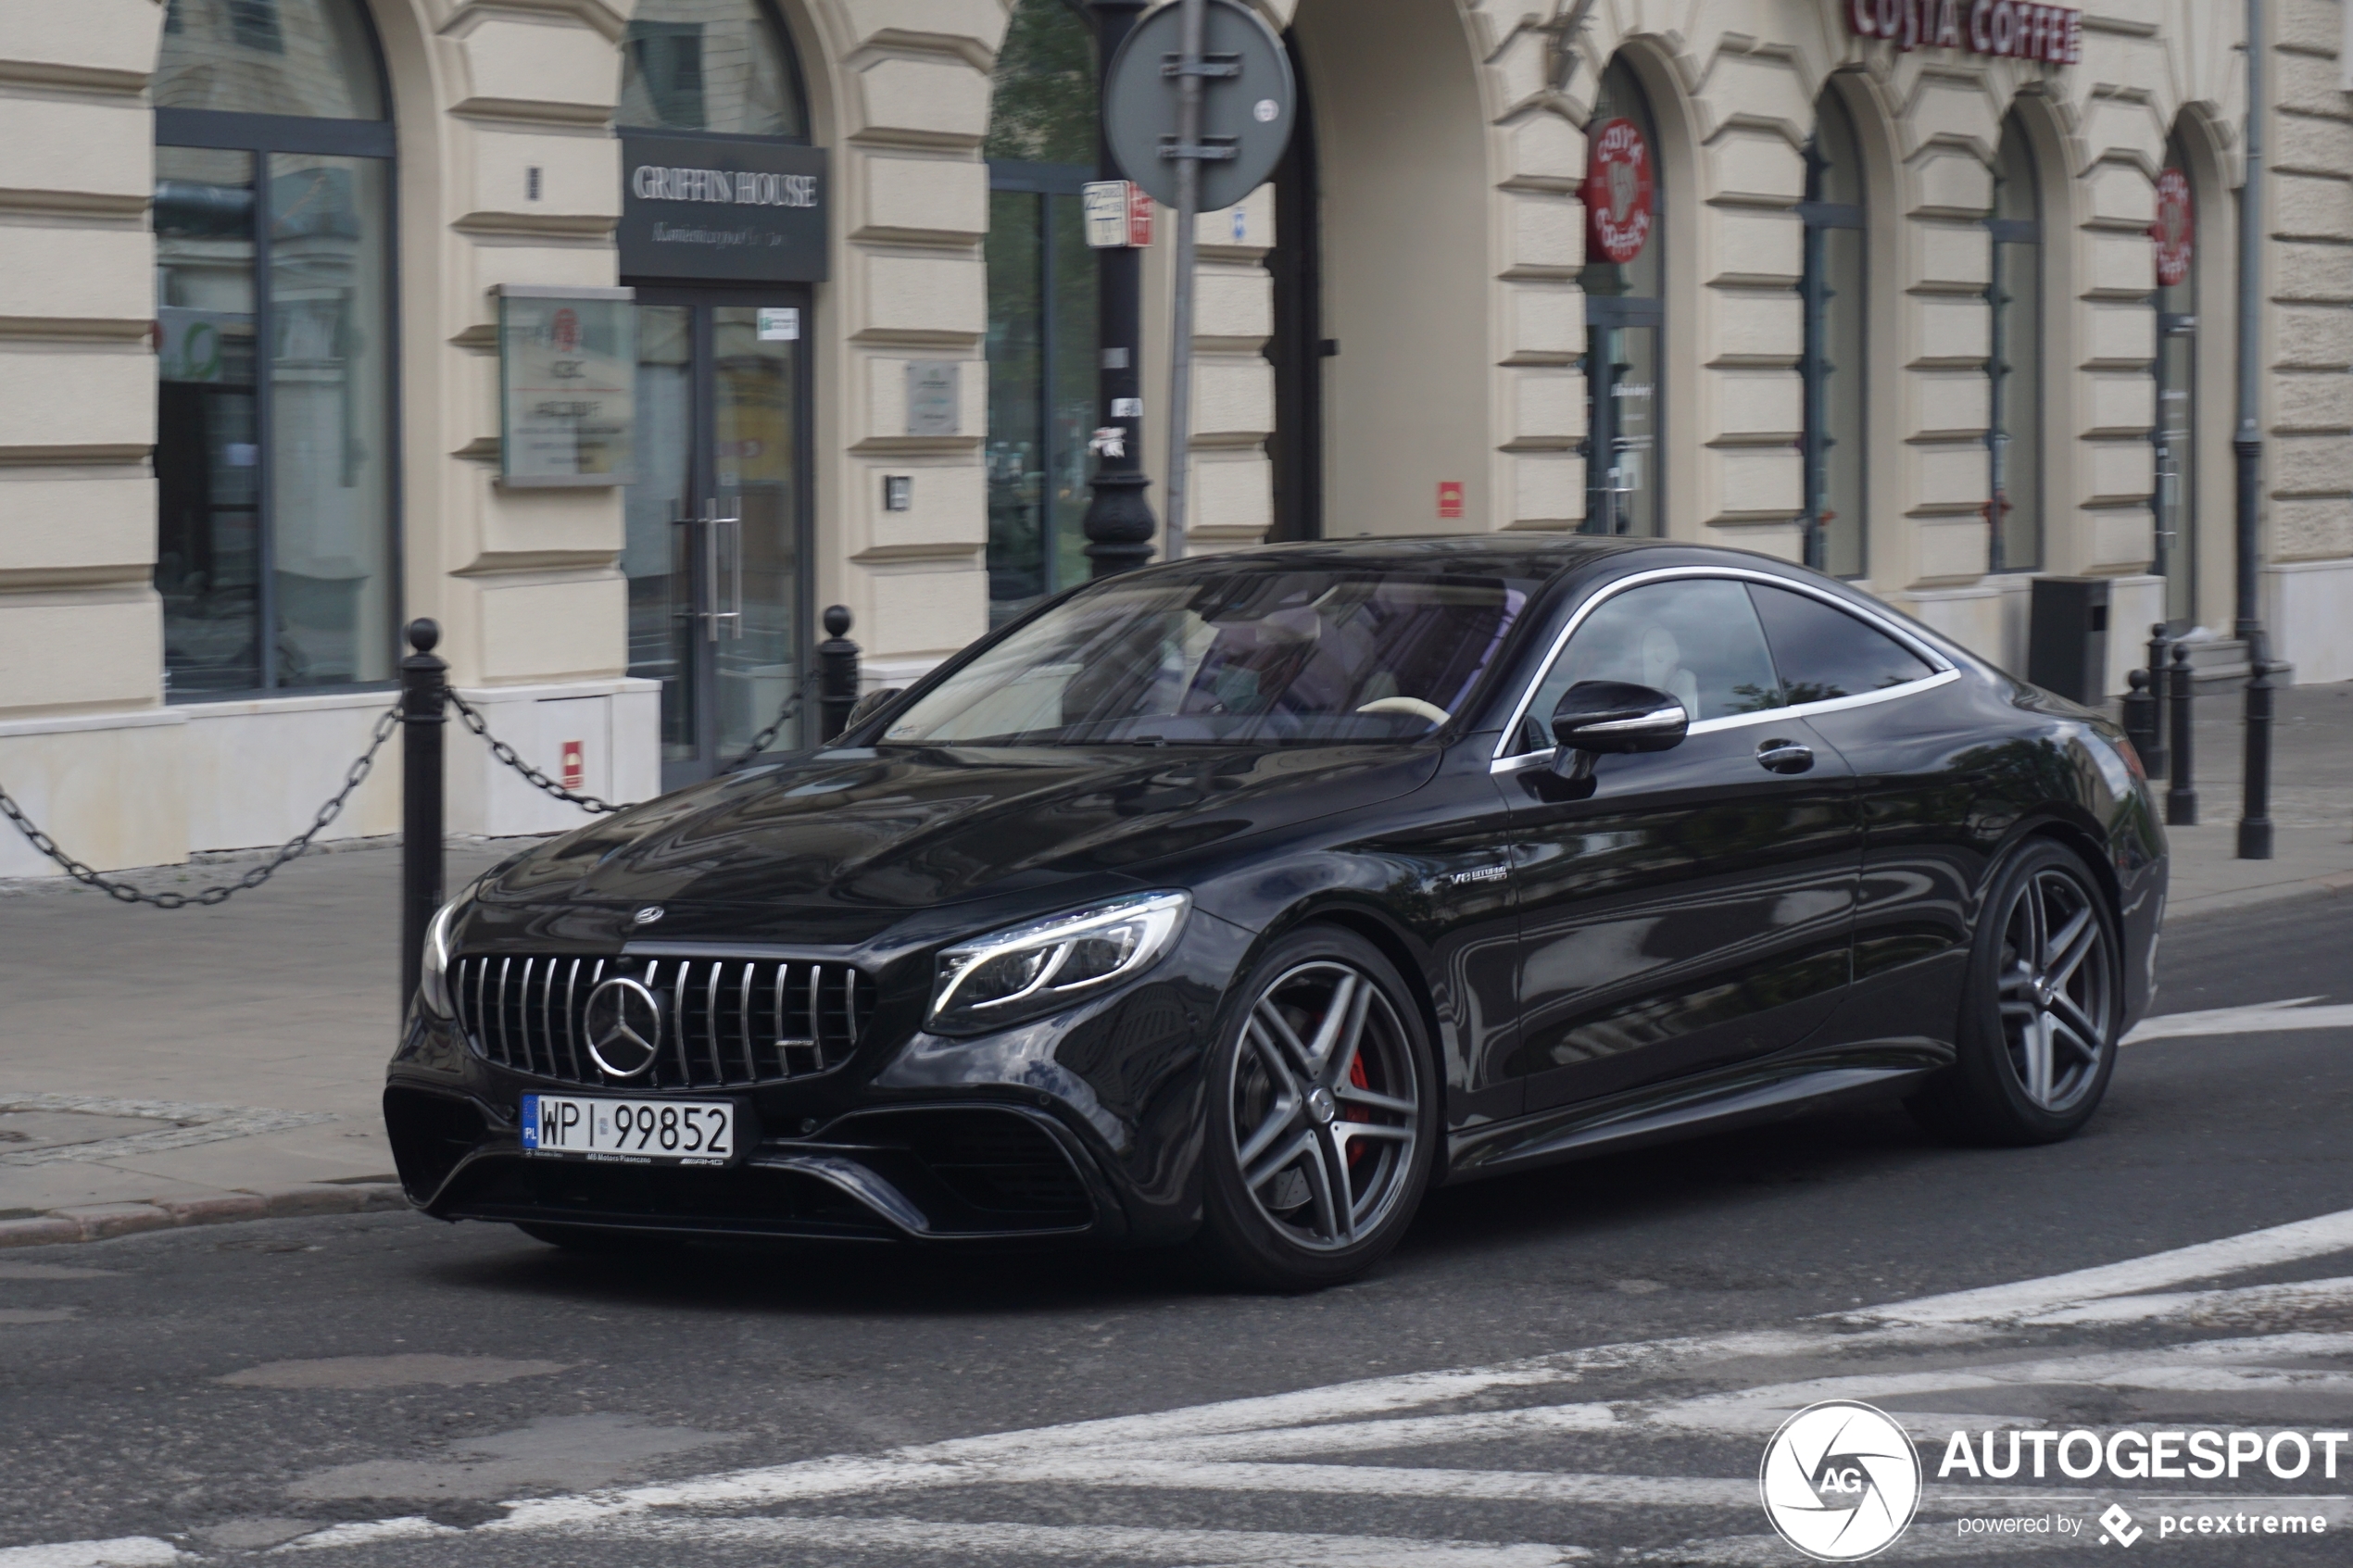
xmin=1225 ymin=960 xmax=1421 ymax=1252
xmin=1994 ymin=866 xmax=2114 ymax=1112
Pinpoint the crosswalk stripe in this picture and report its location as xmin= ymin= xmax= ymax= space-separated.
xmin=554 ymin=1513 xmax=1592 ymax=1566
xmin=0 ymin=1541 xmax=183 ymax=1568
xmin=2122 ymin=997 xmax=2353 ymax=1045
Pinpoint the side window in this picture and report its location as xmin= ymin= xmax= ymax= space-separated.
xmin=1516 ymin=578 xmax=1783 ymax=751
xmin=1746 ymin=583 xmax=1935 ymax=705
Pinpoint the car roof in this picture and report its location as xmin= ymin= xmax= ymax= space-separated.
xmin=1138 ymin=533 xmax=1661 ymax=583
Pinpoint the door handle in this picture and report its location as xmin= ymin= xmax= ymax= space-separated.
xmin=1756 ymin=739 xmax=1814 ymax=775
xmin=700 ymin=499 xmax=744 ymax=643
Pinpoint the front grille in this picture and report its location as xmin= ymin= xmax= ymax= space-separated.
xmin=453 ymin=954 xmax=873 ymax=1090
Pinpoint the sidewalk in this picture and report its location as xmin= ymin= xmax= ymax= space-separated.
xmin=2 ymin=687 xmax=2349 ymax=1245
xmin=0 ymin=841 xmax=510 ymax=1244
xmin=2128 ymin=678 xmax=2353 ymax=919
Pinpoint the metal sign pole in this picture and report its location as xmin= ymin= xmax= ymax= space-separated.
xmin=1163 ymin=0 xmax=1207 ymax=563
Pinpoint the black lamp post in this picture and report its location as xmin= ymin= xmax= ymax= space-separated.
xmin=1082 ymin=0 xmax=1158 ymax=577
xmin=2235 ymin=0 xmax=2275 ymax=860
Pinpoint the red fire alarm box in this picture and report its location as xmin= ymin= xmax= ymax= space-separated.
xmin=1437 ymin=482 xmax=1465 ymax=521
xmin=560 ymin=740 xmax=585 ymax=791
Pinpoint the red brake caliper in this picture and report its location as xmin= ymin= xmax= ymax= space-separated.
xmin=1344 ymin=1051 xmax=1371 ymax=1164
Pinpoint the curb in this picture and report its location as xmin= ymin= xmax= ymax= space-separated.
xmin=0 ymin=1183 xmax=409 ymax=1248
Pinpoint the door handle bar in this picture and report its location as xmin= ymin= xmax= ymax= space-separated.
xmin=1755 ymin=739 xmax=1813 ymax=775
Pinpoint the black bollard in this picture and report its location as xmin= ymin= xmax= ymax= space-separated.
xmin=2121 ymin=668 xmax=2158 ymax=777
xmin=818 ymin=605 xmax=861 ymax=743
xmin=2239 ymin=655 xmax=2279 ymax=860
xmin=399 ymin=620 xmax=447 ymax=1015
xmin=2165 ymin=642 xmax=2197 ymax=828
xmin=2144 ymin=623 xmax=2172 ymax=776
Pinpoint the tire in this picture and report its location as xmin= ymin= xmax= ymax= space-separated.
xmin=513 ymin=1222 xmax=683 ymax=1255
xmin=1196 ymin=926 xmax=1440 ymax=1291
xmin=1909 ymin=838 xmax=2121 ymax=1146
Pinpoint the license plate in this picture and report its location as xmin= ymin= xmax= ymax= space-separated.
xmin=521 ymin=1094 xmax=736 ymax=1166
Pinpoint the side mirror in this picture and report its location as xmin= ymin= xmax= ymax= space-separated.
xmin=1550 ymin=680 xmax=1689 ymax=757
xmin=844 ymin=687 xmax=904 ymax=733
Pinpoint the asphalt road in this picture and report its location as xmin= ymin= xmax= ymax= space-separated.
xmin=5 ymin=893 xmax=2352 ymax=1566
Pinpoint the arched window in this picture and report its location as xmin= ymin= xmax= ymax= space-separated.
xmin=984 ymin=1 xmax=1100 ymax=623
xmin=1801 ymin=87 xmax=1868 ymax=578
xmin=154 ymin=0 xmax=395 ymax=695
xmin=1988 ymin=111 xmax=2045 ymax=574
xmin=620 ymin=0 xmax=809 ymax=141
xmin=2153 ymin=127 xmax=2198 ymax=627
xmin=1580 ymin=56 xmax=1664 ymax=537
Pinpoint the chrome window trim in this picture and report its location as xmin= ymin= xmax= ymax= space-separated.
xmin=1490 ymin=566 xmax=1958 ymax=771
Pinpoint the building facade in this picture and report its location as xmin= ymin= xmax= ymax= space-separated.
xmin=0 ymin=0 xmax=2347 ymax=875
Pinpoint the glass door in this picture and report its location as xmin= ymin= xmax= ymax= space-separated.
xmin=1582 ymin=304 xmax=1661 ymax=537
xmin=623 ymin=289 xmax=812 ymax=791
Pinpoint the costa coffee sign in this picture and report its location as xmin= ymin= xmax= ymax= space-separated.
xmin=2152 ymin=168 xmax=2194 ymax=288
xmin=1848 ymin=0 xmax=2082 ymax=63
xmin=1586 ymin=118 xmax=1655 ymax=266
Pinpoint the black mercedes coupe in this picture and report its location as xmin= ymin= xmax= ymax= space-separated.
xmin=385 ymin=537 xmax=2166 ymax=1289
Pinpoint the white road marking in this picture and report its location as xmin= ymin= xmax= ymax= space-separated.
xmin=1850 ymin=1204 xmax=2353 ymax=1325
xmin=273 ymin=1519 xmax=459 ymax=1554
xmin=0 ymin=1541 xmax=183 ymax=1568
xmin=2122 ymin=997 xmax=2353 ymax=1045
xmin=2022 ymin=1274 xmax=2353 ymax=1325
xmin=546 ymin=1513 xmax=1591 ymax=1566
xmin=19 ymin=1205 xmax=2353 ymax=1566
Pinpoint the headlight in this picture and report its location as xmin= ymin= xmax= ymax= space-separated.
xmin=416 ymin=891 xmax=468 ymax=1019
xmin=927 ymin=891 xmax=1189 ymax=1035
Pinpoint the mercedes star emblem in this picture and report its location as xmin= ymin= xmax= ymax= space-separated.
xmin=583 ymin=976 xmax=663 ymax=1078
xmin=633 ymin=905 xmax=665 ymax=925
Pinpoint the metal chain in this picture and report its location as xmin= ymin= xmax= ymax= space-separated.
xmin=722 ymin=670 xmax=819 ymax=772
xmin=445 ymin=691 xmax=623 ymax=814
xmin=1 ymin=671 xmax=834 ymax=904
xmin=0 ymin=704 xmax=402 ymax=908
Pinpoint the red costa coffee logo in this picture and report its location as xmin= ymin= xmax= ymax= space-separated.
xmin=2152 ymin=168 xmax=2194 ymax=288
xmin=1586 ymin=118 xmax=1655 ymax=267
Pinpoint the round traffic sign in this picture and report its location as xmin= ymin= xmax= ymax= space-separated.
xmin=1104 ymin=0 xmax=1296 ymax=214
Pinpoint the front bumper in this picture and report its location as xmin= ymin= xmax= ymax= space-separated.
xmin=384 ymin=909 xmax=1251 ymax=1247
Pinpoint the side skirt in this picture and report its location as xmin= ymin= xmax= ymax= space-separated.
xmin=1441 ymin=1036 xmax=1953 ymax=1185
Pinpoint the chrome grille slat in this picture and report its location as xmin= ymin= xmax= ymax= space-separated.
xmin=671 ymin=962 xmax=692 ymax=1086
xmin=495 ymin=957 xmax=513 ymax=1064
xmin=560 ymin=960 xmax=583 ymax=1080
xmin=738 ymin=963 xmax=757 ymax=1082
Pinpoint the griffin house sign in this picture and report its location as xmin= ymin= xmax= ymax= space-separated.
xmin=618 ymin=132 xmax=829 ymax=283
xmin=1848 ymin=0 xmax=2083 ymax=63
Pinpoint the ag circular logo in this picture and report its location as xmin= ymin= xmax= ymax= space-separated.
xmin=1758 ymin=1400 xmax=1920 ymax=1561
xmin=583 ymin=976 xmax=663 ymax=1079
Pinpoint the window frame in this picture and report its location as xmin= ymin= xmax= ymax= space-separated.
xmin=153 ymin=1 xmax=400 ymax=698
xmin=1491 ymin=567 xmax=1957 ymax=769
xmin=1798 ymin=89 xmax=1867 ymax=579
xmin=617 ymin=0 xmax=812 ymax=144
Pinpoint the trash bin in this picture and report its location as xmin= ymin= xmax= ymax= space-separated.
xmin=2026 ymin=576 xmax=2111 ymax=705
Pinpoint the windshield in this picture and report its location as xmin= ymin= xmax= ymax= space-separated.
xmin=882 ymin=568 xmax=1531 ymax=746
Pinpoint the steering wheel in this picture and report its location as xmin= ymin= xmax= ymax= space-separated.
xmin=1354 ymin=696 xmax=1451 ymax=725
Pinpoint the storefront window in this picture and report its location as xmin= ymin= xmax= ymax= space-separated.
xmin=1988 ymin=111 xmax=2045 ymax=575
xmin=985 ymin=0 xmax=1100 ymax=624
xmin=1801 ymin=88 xmax=1867 ymax=579
xmin=1580 ymin=56 xmax=1663 ymax=538
xmin=154 ymin=0 xmax=395 ymax=695
xmin=2153 ymin=129 xmax=2198 ymax=627
xmin=620 ymin=0 xmax=807 ymax=140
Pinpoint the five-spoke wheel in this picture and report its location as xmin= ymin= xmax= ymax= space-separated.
xmin=1912 ymin=838 xmax=2120 ymax=1145
xmin=1201 ymin=928 xmax=1435 ymax=1288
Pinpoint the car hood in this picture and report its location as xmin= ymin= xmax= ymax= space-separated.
xmin=473 ymin=743 xmax=1441 ymax=943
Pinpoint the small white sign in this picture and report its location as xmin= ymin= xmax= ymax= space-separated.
xmin=1084 ymin=182 xmax=1125 ymax=247
xmin=757 ymin=307 xmax=799 ymax=341
xmin=906 ymin=361 xmax=961 ymax=435
xmin=1111 ymin=397 xmax=1143 ymax=420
